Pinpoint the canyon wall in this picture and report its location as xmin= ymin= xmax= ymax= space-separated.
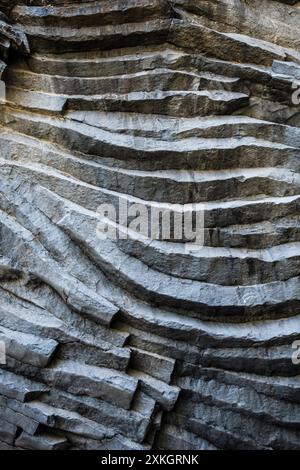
xmin=0 ymin=0 xmax=300 ymax=450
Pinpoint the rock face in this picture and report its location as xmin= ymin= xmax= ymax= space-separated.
xmin=0 ymin=0 xmax=300 ymax=450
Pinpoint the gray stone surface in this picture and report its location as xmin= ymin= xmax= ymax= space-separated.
xmin=0 ymin=0 xmax=300 ymax=450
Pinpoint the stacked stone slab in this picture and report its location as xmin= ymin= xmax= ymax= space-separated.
xmin=0 ymin=0 xmax=300 ymax=450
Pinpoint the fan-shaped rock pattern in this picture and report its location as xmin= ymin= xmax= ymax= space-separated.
xmin=0 ymin=0 xmax=300 ymax=450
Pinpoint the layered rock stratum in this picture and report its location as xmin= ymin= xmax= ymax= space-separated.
xmin=0 ymin=0 xmax=300 ymax=450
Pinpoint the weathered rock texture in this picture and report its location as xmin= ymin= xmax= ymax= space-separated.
xmin=0 ymin=0 xmax=300 ymax=450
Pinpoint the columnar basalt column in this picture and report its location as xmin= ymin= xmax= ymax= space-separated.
xmin=0 ymin=0 xmax=300 ymax=450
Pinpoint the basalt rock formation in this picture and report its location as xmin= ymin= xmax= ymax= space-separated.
xmin=0 ymin=0 xmax=300 ymax=451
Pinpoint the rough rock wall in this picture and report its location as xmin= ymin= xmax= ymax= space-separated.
xmin=0 ymin=0 xmax=300 ymax=450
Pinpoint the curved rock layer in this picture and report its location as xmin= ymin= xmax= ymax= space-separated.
xmin=0 ymin=0 xmax=300 ymax=450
